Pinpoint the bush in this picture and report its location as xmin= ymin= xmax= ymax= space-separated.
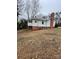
xmin=55 ymin=23 xmax=61 ymax=28
xmin=17 ymin=21 xmax=20 ymax=30
xmin=55 ymin=23 xmax=58 ymax=28
xmin=17 ymin=19 xmax=28 ymax=30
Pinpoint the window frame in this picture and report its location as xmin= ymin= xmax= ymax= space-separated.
xmin=42 ymin=21 xmax=44 ymax=24
xmin=29 ymin=20 xmax=32 ymax=23
xmin=35 ymin=20 xmax=37 ymax=23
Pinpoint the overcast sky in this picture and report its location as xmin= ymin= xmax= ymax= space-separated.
xmin=39 ymin=0 xmax=61 ymax=15
xmin=19 ymin=0 xmax=61 ymax=19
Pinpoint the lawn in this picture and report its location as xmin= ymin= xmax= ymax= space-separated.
xmin=17 ymin=28 xmax=61 ymax=59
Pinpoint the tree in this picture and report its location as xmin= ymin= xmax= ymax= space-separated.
xmin=25 ymin=0 xmax=31 ymax=20
xmin=31 ymin=0 xmax=40 ymax=18
xmin=25 ymin=0 xmax=40 ymax=19
xmin=17 ymin=0 xmax=24 ymax=20
xmin=17 ymin=19 xmax=28 ymax=30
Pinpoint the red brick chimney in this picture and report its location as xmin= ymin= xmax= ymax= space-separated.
xmin=50 ymin=12 xmax=54 ymax=31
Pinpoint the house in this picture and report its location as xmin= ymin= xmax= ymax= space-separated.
xmin=17 ymin=12 xmax=61 ymax=30
xmin=27 ymin=12 xmax=56 ymax=30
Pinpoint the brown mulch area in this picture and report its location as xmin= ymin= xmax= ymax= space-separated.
xmin=17 ymin=28 xmax=61 ymax=59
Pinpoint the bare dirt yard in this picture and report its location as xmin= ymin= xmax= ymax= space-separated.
xmin=17 ymin=28 xmax=61 ymax=59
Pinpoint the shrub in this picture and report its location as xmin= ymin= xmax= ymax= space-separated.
xmin=17 ymin=19 xmax=28 ymax=30
xmin=55 ymin=23 xmax=58 ymax=28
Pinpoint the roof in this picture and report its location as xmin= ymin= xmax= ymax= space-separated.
xmin=28 ymin=16 xmax=50 ymax=21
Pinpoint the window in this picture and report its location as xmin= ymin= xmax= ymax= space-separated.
xmin=29 ymin=20 xmax=32 ymax=23
xmin=42 ymin=21 xmax=44 ymax=24
xmin=35 ymin=20 xmax=37 ymax=23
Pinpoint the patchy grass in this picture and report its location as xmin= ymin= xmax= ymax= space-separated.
xmin=17 ymin=28 xmax=61 ymax=59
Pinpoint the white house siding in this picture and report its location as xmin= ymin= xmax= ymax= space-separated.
xmin=32 ymin=20 xmax=38 ymax=26
xmin=28 ymin=22 xmax=32 ymax=26
xmin=46 ymin=20 xmax=50 ymax=27
xmin=28 ymin=20 xmax=50 ymax=27
xmin=37 ymin=20 xmax=49 ymax=27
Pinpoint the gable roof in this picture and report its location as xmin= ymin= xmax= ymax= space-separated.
xmin=29 ymin=15 xmax=50 ymax=21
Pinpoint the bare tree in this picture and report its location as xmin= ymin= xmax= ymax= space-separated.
xmin=17 ymin=0 xmax=24 ymax=20
xmin=31 ymin=0 xmax=40 ymax=18
xmin=25 ymin=0 xmax=31 ymax=20
xmin=25 ymin=0 xmax=40 ymax=19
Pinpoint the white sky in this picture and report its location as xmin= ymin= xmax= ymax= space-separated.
xmin=39 ymin=0 xmax=61 ymax=15
xmin=19 ymin=0 xmax=61 ymax=19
